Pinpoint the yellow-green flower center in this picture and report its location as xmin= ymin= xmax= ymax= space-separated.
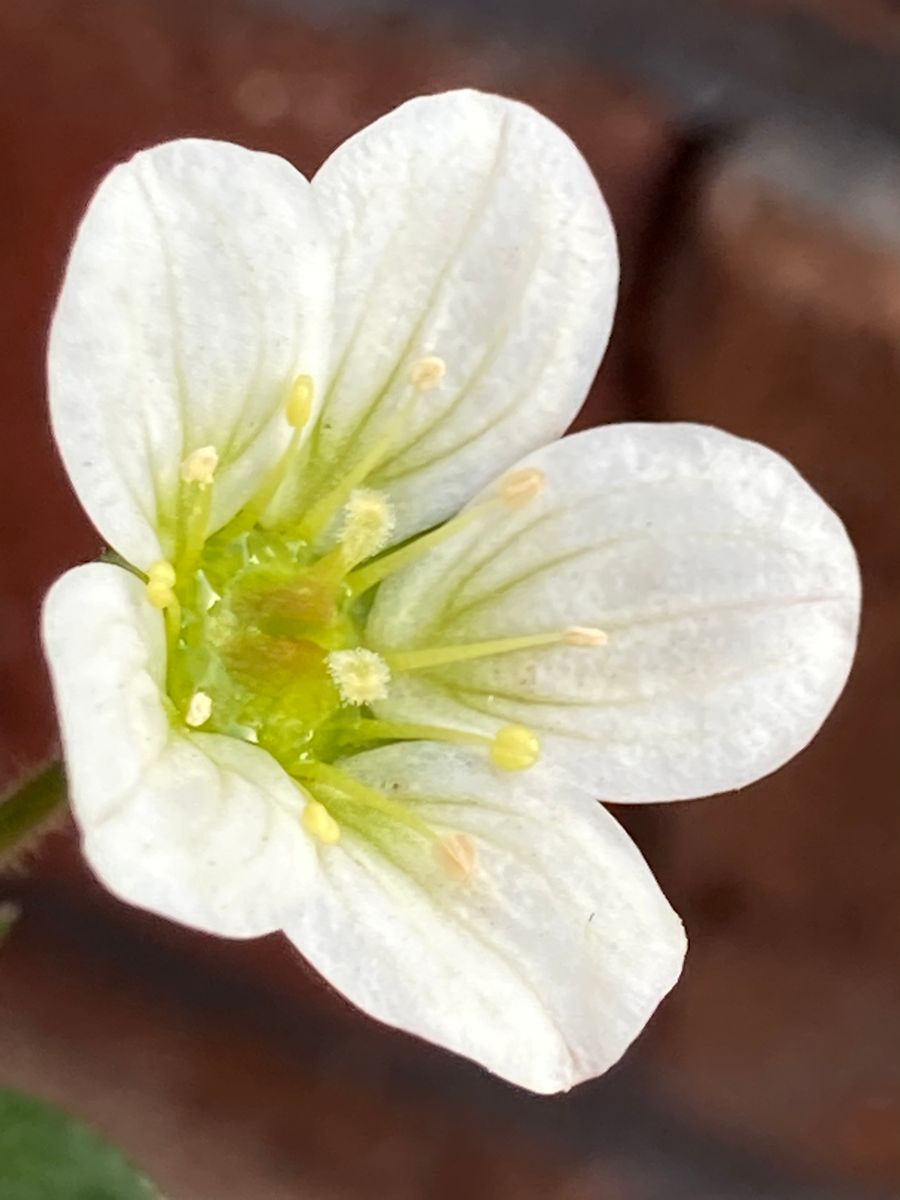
xmin=138 ymin=365 xmax=608 ymax=854
xmin=167 ymin=525 xmax=375 ymax=767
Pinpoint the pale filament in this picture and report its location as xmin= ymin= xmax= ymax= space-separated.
xmin=384 ymin=627 xmax=609 ymax=673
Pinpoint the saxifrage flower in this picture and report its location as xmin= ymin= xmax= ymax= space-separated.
xmin=41 ymin=89 xmax=860 ymax=1093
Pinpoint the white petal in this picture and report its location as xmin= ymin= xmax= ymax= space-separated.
xmin=42 ymin=564 xmax=317 ymax=936
xmin=49 ymin=139 xmax=332 ymax=570
xmin=280 ymin=89 xmax=616 ymax=540
xmin=283 ymin=743 xmax=684 ymax=1093
xmin=367 ymin=423 xmax=861 ymax=802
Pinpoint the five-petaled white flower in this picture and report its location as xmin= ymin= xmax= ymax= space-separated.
xmin=42 ymin=90 xmax=860 ymax=1093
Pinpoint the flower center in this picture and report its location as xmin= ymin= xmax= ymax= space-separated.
xmin=166 ymin=521 xmax=370 ymax=766
xmin=142 ymin=361 xmax=607 ymax=855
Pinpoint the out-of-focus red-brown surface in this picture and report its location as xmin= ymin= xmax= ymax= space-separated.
xmin=649 ymin=129 xmax=900 ymax=1184
xmin=1 ymin=1 xmax=899 ymax=1197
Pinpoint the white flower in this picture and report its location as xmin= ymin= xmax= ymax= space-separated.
xmin=40 ymin=90 xmax=860 ymax=1094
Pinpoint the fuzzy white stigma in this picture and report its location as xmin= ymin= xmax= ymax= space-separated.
xmin=327 ymin=648 xmax=392 ymax=706
xmin=409 ymin=355 xmax=446 ymax=391
xmin=180 ymin=444 xmax=219 ymax=486
xmin=340 ymin=489 xmax=396 ymax=563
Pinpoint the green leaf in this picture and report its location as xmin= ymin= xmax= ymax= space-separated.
xmin=0 ymin=1090 xmax=160 ymax=1200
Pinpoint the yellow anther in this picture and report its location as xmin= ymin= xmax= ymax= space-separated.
xmin=146 ymin=579 xmax=174 ymax=608
xmin=436 ymin=832 xmax=478 ymax=881
xmin=563 ymin=626 xmax=609 ymax=647
xmin=327 ymin=648 xmax=392 ymax=706
xmin=286 ymin=374 xmax=314 ymax=428
xmin=145 ymin=560 xmax=176 ymax=608
xmin=148 ymin=560 xmax=176 ymax=588
xmin=410 ymin=355 xmax=446 ymax=391
xmin=180 ymin=445 xmax=219 ymax=486
xmin=499 ymin=467 xmax=545 ymax=509
xmin=184 ymin=691 xmax=213 ymax=728
xmin=339 ymin=489 xmax=396 ymax=563
xmin=302 ymin=799 xmax=341 ymax=845
xmin=490 ymin=724 xmax=540 ymax=771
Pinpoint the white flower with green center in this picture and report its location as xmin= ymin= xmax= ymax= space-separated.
xmin=41 ymin=90 xmax=860 ymax=1093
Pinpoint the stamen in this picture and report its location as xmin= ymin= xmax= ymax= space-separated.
xmin=180 ymin=445 xmax=219 ymax=486
xmin=149 ymin=560 xmax=176 ymax=587
xmin=338 ymin=489 xmax=396 ymax=565
xmin=296 ymin=433 xmax=395 ymax=542
xmin=146 ymin=560 xmax=183 ymax=671
xmin=175 ymin=446 xmax=220 ymax=582
xmin=346 ymin=503 xmax=492 ymax=597
xmin=409 ymin=355 xmax=446 ymax=391
xmin=347 ymin=470 xmax=543 ymax=598
xmin=489 ymin=724 xmax=540 ymax=771
xmin=354 ymin=718 xmax=490 ymax=749
xmin=385 ymin=627 xmax=608 ymax=673
xmin=499 ymin=467 xmax=545 ymax=509
xmin=286 ymin=374 xmax=315 ymax=428
xmin=353 ymin=719 xmax=539 ymax=772
xmin=564 ymin=626 xmax=608 ymax=647
xmin=144 ymin=583 xmax=172 ymax=609
xmin=327 ymin=649 xmax=392 ymax=705
xmin=145 ymin=560 xmax=176 ymax=609
xmin=222 ymin=374 xmax=316 ymax=536
xmin=184 ymin=691 xmax=213 ymax=728
xmin=298 ymin=356 xmax=446 ymax=543
xmin=302 ymin=799 xmax=341 ymax=845
xmin=306 ymin=490 xmax=397 ymax=584
xmin=293 ymin=761 xmax=435 ymax=840
xmin=436 ymin=832 xmax=477 ymax=881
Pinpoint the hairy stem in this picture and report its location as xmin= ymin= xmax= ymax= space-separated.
xmin=0 ymin=761 xmax=67 ymax=866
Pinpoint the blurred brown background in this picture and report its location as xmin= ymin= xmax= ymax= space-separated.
xmin=1 ymin=0 xmax=899 ymax=1197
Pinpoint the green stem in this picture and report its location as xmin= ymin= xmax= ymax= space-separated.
xmin=0 ymin=761 xmax=67 ymax=864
